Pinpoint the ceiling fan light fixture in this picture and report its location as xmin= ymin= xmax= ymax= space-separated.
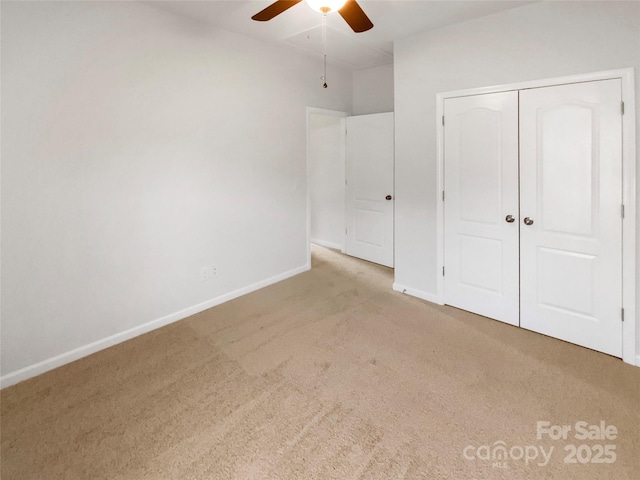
xmin=305 ymin=0 xmax=347 ymax=14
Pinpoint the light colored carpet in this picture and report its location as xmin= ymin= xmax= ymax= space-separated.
xmin=2 ymin=245 xmax=639 ymax=479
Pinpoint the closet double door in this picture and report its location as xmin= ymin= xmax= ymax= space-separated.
xmin=443 ymin=79 xmax=623 ymax=357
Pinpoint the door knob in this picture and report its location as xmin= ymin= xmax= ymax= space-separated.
xmin=385 ymin=195 xmax=393 ymax=201
xmin=505 ymin=215 xmax=515 ymax=223
xmin=524 ymin=217 xmax=534 ymax=225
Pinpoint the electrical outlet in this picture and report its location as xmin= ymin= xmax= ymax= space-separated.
xmin=200 ymin=265 xmax=217 ymax=282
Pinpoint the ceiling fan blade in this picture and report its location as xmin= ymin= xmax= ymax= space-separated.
xmin=251 ymin=0 xmax=303 ymax=21
xmin=338 ymin=0 xmax=373 ymax=32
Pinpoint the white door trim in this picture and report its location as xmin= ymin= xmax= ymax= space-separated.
xmin=306 ymin=107 xmax=348 ymax=267
xmin=436 ymin=68 xmax=637 ymax=366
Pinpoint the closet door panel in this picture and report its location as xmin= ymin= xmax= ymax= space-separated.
xmin=443 ymin=91 xmax=519 ymax=326
xmin=519 ymin=79 xmax=623 ymax=357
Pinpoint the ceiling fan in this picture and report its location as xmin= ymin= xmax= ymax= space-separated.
xmin=252 ymin=0 xmax=374 ymax=33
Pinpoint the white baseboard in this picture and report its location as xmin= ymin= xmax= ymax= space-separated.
xmin=0 ymin=264 xmax=310 ymax=389
xmin=310 ymin=239 xmax=344 ymax=251
xmin=392 ymin=283 xmax=442 ymax=305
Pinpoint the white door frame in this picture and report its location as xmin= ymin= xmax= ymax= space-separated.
xmin=306 ymin=107 xmax=348 ymax=267
xmin=435 ymin=68 xmax=637 ymax=366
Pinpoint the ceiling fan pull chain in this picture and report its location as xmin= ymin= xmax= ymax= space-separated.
xmin=321 ymin=12 xmax=328 ymax=88
xmin=323 ymin=55 xmax=327 ymax=88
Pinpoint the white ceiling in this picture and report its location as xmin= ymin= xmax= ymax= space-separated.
xmin=146 ymin=0 xmax=535 ymax=70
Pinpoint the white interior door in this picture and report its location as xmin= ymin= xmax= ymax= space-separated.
xmin=519 ymin=79 xmax=623 ymax=357
xmin=443 ymin=91 xmax=520 ymax=326
xmin=345 ymin=112 xmax=394 ymax=267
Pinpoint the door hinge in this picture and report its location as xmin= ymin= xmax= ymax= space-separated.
xmin=442 ymin=190 xmax=445 ymax=202
xmin=442 ymin=266 xmax=445 ymax=276
xmin=621 ymin=101 xmax=625 ymax=115
xmin=442 ymin=116 xmax=445 ymax=126
xmin=621 ymin=204 xmax=625 ymax=218
xmin=621 ymin=308 xmax=625 ymax=322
